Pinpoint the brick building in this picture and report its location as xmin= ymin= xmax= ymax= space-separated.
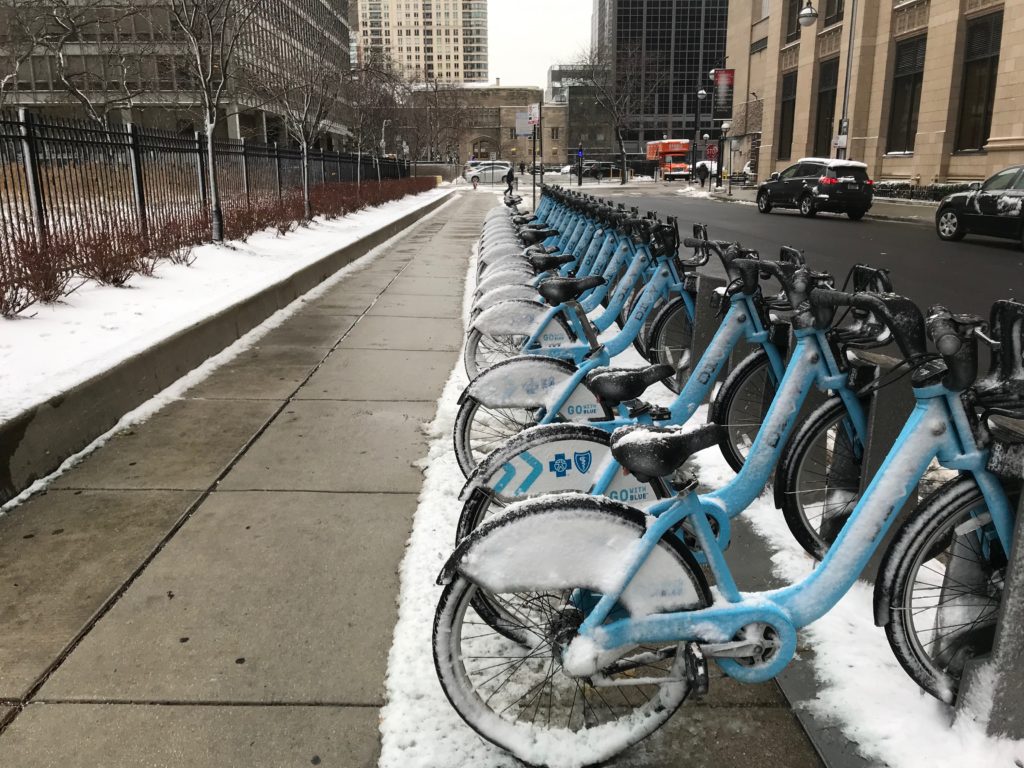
xmin=455 ymin=85 xmax=567 ymax=166
xmin=727 ymin=0 xmax=1024 ymax=183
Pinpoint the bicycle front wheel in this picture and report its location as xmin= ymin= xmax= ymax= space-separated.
xmin=879 ymin=476 xmax=1010 ymax=703
xmin=708 ymin=348 xmax=776 ymax=472
xmin=646 ymin=297 xmax=694 ymax=394
xmin=463 ymin=328 xmax=529 ymax=379
xmin=434 ymin=522 xmax=710 ymax=766
xmin=453 ymin=395 xmax=537 ymax=477
xmin=775 ymin=398 xmax=864 ymax=560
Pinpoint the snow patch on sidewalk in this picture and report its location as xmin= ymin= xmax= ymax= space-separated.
xmin=0 ymin=187 xmax=454 ymax=423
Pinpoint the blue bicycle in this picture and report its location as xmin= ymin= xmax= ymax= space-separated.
xmin=431 ymin=293 xmax=1023 ymax=767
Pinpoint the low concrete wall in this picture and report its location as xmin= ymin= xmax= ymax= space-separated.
xmin=411 ymin=162 xmax=461 ymax=181
xmin=0 ymin=191 xmax=456 ymax=505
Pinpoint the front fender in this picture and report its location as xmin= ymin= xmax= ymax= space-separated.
xmin=473 ymin=285 xmax=541 ymax=314
xmin=437 ymin=495 xmax=705 ymax=618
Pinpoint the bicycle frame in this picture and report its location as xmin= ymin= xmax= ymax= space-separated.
xmin=567 ymin=382 xmax=1014 ymax=685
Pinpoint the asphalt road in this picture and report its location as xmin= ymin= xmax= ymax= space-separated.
xmin=594 ymin=186 xmax=1023 ymax=319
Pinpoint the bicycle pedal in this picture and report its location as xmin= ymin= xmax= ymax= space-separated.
xmin=683 ymin=642 xmax=709 ymax=699
xmin=648 ymin=406 xmax=672 ymax=421
xmin=625 ymin=399 xmax=651 ymax=418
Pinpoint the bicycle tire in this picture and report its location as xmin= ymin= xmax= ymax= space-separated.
xmin=878 ymin=476 xmax=1011 ymax=703
xmin=646 ymin=296 xmax=695 ymax=394
xmin=434 ymin=500 xmax=711 ymax=767
xmin=775 ymin=397 xmax=864 ymax=560
xmin=453 ymin=396 xmax=537 ymax=478
xmin=708 ymin=348 xmax=775 ymax=472
xmin=463 ymin=310 xmax=576 ymax=379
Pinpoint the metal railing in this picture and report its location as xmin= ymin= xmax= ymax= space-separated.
xmin=0 ymin=108 xmax=408 ymax=258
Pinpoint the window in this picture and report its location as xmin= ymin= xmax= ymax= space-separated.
xmin=813 ymin=58 xmax=839 ymax=157
xmin=981 ymin=166 xmax=1020 ymax=192
xmin=551 ymin=126 xmax=560 ymax=140
xmin=508 ymin=128 xmax=515 ymax=140
xmin=887 ymin=35 xmax=926 ymax=153
xmin=785 ymin=0 xmax=802 ymax=43
xmin=778 ymin=71 xmax=797 ymax=161
xmin=824 ymin=0 xmax=844 ymax=26
xmin=956 ymin=12 xmax=1003 ymax=151
xmin=754 ymin=0 xmax=770 ymax=20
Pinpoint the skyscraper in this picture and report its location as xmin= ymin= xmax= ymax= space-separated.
xmin=354 ymin=1 xmax=488 ymax=83
xmin=590 ymin=0 xmax=729 ymax=150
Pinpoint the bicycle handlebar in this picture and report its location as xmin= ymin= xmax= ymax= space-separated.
xmin=810 ymin=288 xmax=929 ymax=363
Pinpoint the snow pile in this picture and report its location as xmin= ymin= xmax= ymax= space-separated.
xmin=0 ymin=187 xmax=454 ymax=423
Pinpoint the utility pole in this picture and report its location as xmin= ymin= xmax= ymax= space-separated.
xmin=836 ymin=0 xmax=858 ymax=159
xmin=532 ymin=125 xmax=537 ymax=209
xmin=539 ymin=101 xmax=545 ymax=188
xmin=577 ymin=141 xmax=584 ymax=187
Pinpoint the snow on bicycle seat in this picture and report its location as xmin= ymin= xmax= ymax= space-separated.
xmin=610 ymin=423 xmax=724 ymax=481
xmin=585 ymin=364 xmax=675 ymax=406
xmin=526 ymin=253 xmax=574 ymax=272
xmin=537 ymin=275 xmax=605 ymax=306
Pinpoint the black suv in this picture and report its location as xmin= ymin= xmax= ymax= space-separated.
xmin=935 ymin=165 xmax=1024 ymax=247
xmin=757 ymin=158 xmax=873 ymax=220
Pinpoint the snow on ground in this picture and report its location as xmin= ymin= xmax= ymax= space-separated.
xmin=380 ymin=213 xmax=1022 ymax=766
xmin=0 ymin=191 xmax=461 ymax=515
xmin=0 ymin=186 xmax=454 ymax=423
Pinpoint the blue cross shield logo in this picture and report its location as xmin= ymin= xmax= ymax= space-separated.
xmin=573 ymin=451 xmax=593 ymax=474
xmin=548 ymin=453 xmax=572 ymax=478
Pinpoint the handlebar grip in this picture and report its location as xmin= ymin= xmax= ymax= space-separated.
xmin=809 ymin=288 xmax=855 ymax=309
xmin=682 ymin=237 xmax=704 ymax=248
xmin=927 ymin=307 xmax=963 ymax=356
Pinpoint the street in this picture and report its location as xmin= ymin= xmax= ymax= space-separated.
xmin=594 ymin=185 xmax=1023 ymax=318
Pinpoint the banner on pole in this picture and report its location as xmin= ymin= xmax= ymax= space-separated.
xmin=713 ymin=69 xmax=735 ymax=121
xmin=527 ymin=103 xmax=541 ymax=126
xmin=515 ymin=112 xmax=532 ymax=137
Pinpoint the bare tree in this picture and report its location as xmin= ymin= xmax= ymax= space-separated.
xmin=244 ymin=37 xmax=344 ymax=219
xmin=32 ymin=0 xmax=153 ymax=127
xmin=576 ymin=41 xmax=667 ymax=184
xmin=170 ymin=0 xmax=265 ymax=241
xmin=402 ymin=74 xmax=468 ymax=163
xmin=343 ymin=55 xmax=402 ymax=187
xmin=0 ymin=0 xmax=46 ymax=109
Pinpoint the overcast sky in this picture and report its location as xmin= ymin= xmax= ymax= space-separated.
xmin=487 ymin=0 xmax=593 ymax=89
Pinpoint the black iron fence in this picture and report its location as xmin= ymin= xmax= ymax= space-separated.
xmin=0 ymin=108 xmax=408 ymax=258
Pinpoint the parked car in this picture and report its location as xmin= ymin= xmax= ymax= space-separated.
xmin=756 ymin=157 xmax=873 ymax=220
xmin=558 ymin=164 xmax=573 ymax=175
xmin=935 ymin=164 xmax=1024 ymax=246
xmin=463 ymin=161 xmax=512 ymax=184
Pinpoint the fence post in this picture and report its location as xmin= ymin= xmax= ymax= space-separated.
xmin=195 ymin=131 xmax=208 ymax=208
xmin=274 ymin=142 xmax=282 ymax=200
xmin=126 ymin=123 xmax=148 ymax=240
xmin=336 ymin=153 xmax=342 ymax=184
xmin=319 ymin=150 xmax=326 ymax=185
xmin=17 ymin=108 xmax=47 ymax=247
xmin=241 ymin=138 xmax=250 ymax=208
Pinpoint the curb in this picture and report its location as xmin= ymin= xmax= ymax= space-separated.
xmin=0 ymin=190 xmax=457 ymax=505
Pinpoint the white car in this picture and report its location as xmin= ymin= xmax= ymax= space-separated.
xmin=464 ymin=162 xmax=512 ymax=184
xmin=559 ymin=165 xmax=572 ymax=175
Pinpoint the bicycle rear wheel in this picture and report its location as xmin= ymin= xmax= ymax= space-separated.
xmin=434 ymin=508 xmax=710 ymax=767
xmin=879 ymin=476 xmax=1010 ymax=703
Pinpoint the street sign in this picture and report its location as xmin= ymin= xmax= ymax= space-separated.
xmin=515 ymin=112 xmax=532 ymax=137
xmin=527 ymin=103 xmax=540 ymax=126
xmin=705 ymin=144 xmax=719 ymax=161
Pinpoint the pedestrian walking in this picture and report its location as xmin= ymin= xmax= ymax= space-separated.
xmin=505 ymin=165 xmax=515 ymax=195
xmin=519 ymin=161 xmax=526 ymax=175
xmin=697 ymin=163 xmax=709 ymax=189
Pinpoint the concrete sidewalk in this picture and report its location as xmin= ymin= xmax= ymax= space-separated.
xmin=0 ymin=188 xmax=825 ymax=768
xmin=0 ymin=190 xmax=488 ymax=767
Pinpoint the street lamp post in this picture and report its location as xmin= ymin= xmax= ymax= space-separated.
xmin=694 ymin=88 xmax=707 ymax=183
xmin=577 ymin=141 xmax=583 ymax=188
xmin=721 ymin=120 xmax=733 ymax=196
xmin=836 ymin=0 xmax=857 ymax=159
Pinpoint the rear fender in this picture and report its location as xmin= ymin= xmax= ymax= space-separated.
xmin=460 ymin=422 xmax=664 ymax=508
xmin=464 ymin=355 xmax=577 ymax=408
xmin=437 ymin=495 xmax=705 ymax=617
xmin=473 ymin=285 xmax=541 ymax=313
xmin=475 ymin=266 xmax=534 ymax=296
xmin=472 ymin=300 xmax=568 ymax=344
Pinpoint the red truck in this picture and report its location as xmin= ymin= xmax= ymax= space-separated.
xmin=646 ymin=139 xmax=692 ymax=181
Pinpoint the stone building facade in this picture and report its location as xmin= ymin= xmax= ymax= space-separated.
xmin=456 ymin=86 xmax=568 ymax=166
xmin=727 ymin=0 xmax=1024 ymax=183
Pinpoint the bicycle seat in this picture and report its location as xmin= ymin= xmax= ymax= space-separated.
xmin=987 ymin=411 xmax=1024 ymax=445
xmin=526 ymin=253 xmax=574 ymax=272
xmin=521 ymin=228 xmax=558 ymax=245
xmin=585 ymin=364 xmax=675 ymax=406
xmin=610 ymin=423 xmax=725 ymax=481
xmin=537 ymin=275 xmax=605 ymax=306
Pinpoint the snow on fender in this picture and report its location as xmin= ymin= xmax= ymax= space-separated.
xmin=437 ymin=493 xmax=705 ymax=622
xmin=463 ymin=356 xmax=576 ymax=408
xmin=472 ymin=298 xmax=564 ymax=341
